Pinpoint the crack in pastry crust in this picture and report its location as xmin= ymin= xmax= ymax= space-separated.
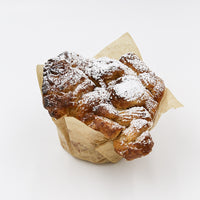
xmin=42 ymin=51 xmax=165 ymax=160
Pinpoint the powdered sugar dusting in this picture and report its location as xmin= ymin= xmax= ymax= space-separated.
xmin=120 ymin=53 xmax=150 ymax=73
xmin=80 ymin=57 xmax=129 ymax=85
xmin=80 ymin=87 xmax=110 ymax=106
xmin=131 ymin=119 xmax=149 ymax=130
xmin=112 ymin=75 xmax=146 ymax=101
xmin=139 ymin=72 xmax=156 ymax=86
xmin=125 ymin=107 xmax=151 ymax=119
xmin=135 ymin=131 xmax=152 ymax=145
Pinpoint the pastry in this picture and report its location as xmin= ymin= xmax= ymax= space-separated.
xmin=37 ymin=33 xmax=182 ymax=163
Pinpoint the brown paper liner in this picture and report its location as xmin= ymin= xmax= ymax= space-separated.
xmin=36 ymin=33 xmax=183 ymax=164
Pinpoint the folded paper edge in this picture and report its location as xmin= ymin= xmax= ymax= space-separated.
xmin=95 ymin=32 xmax=142 ymax=60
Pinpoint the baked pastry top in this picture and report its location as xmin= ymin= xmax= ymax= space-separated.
xmin=42 ymin=52 xmax=165 ymax=160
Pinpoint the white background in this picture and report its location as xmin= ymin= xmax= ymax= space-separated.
xmin=0 ymin=0 xmax=200 ymax=199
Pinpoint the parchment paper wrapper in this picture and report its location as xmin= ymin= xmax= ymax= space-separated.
xmin=36 ymin=33 xmax=183 ymax=164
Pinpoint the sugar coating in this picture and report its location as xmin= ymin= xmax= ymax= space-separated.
xmin=112 ymin=75 xmax=146 ymax=102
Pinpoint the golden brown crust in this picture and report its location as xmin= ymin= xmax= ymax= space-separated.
xmin=119 ymin=53 xmax=165 ymax=103
xmin=42 ymin=51 xmax=165 ymax=161
xmin=89 ymin=116 xmax=124 ymax=139
xmin=114 ymin=131 xmax=154 ymax=160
